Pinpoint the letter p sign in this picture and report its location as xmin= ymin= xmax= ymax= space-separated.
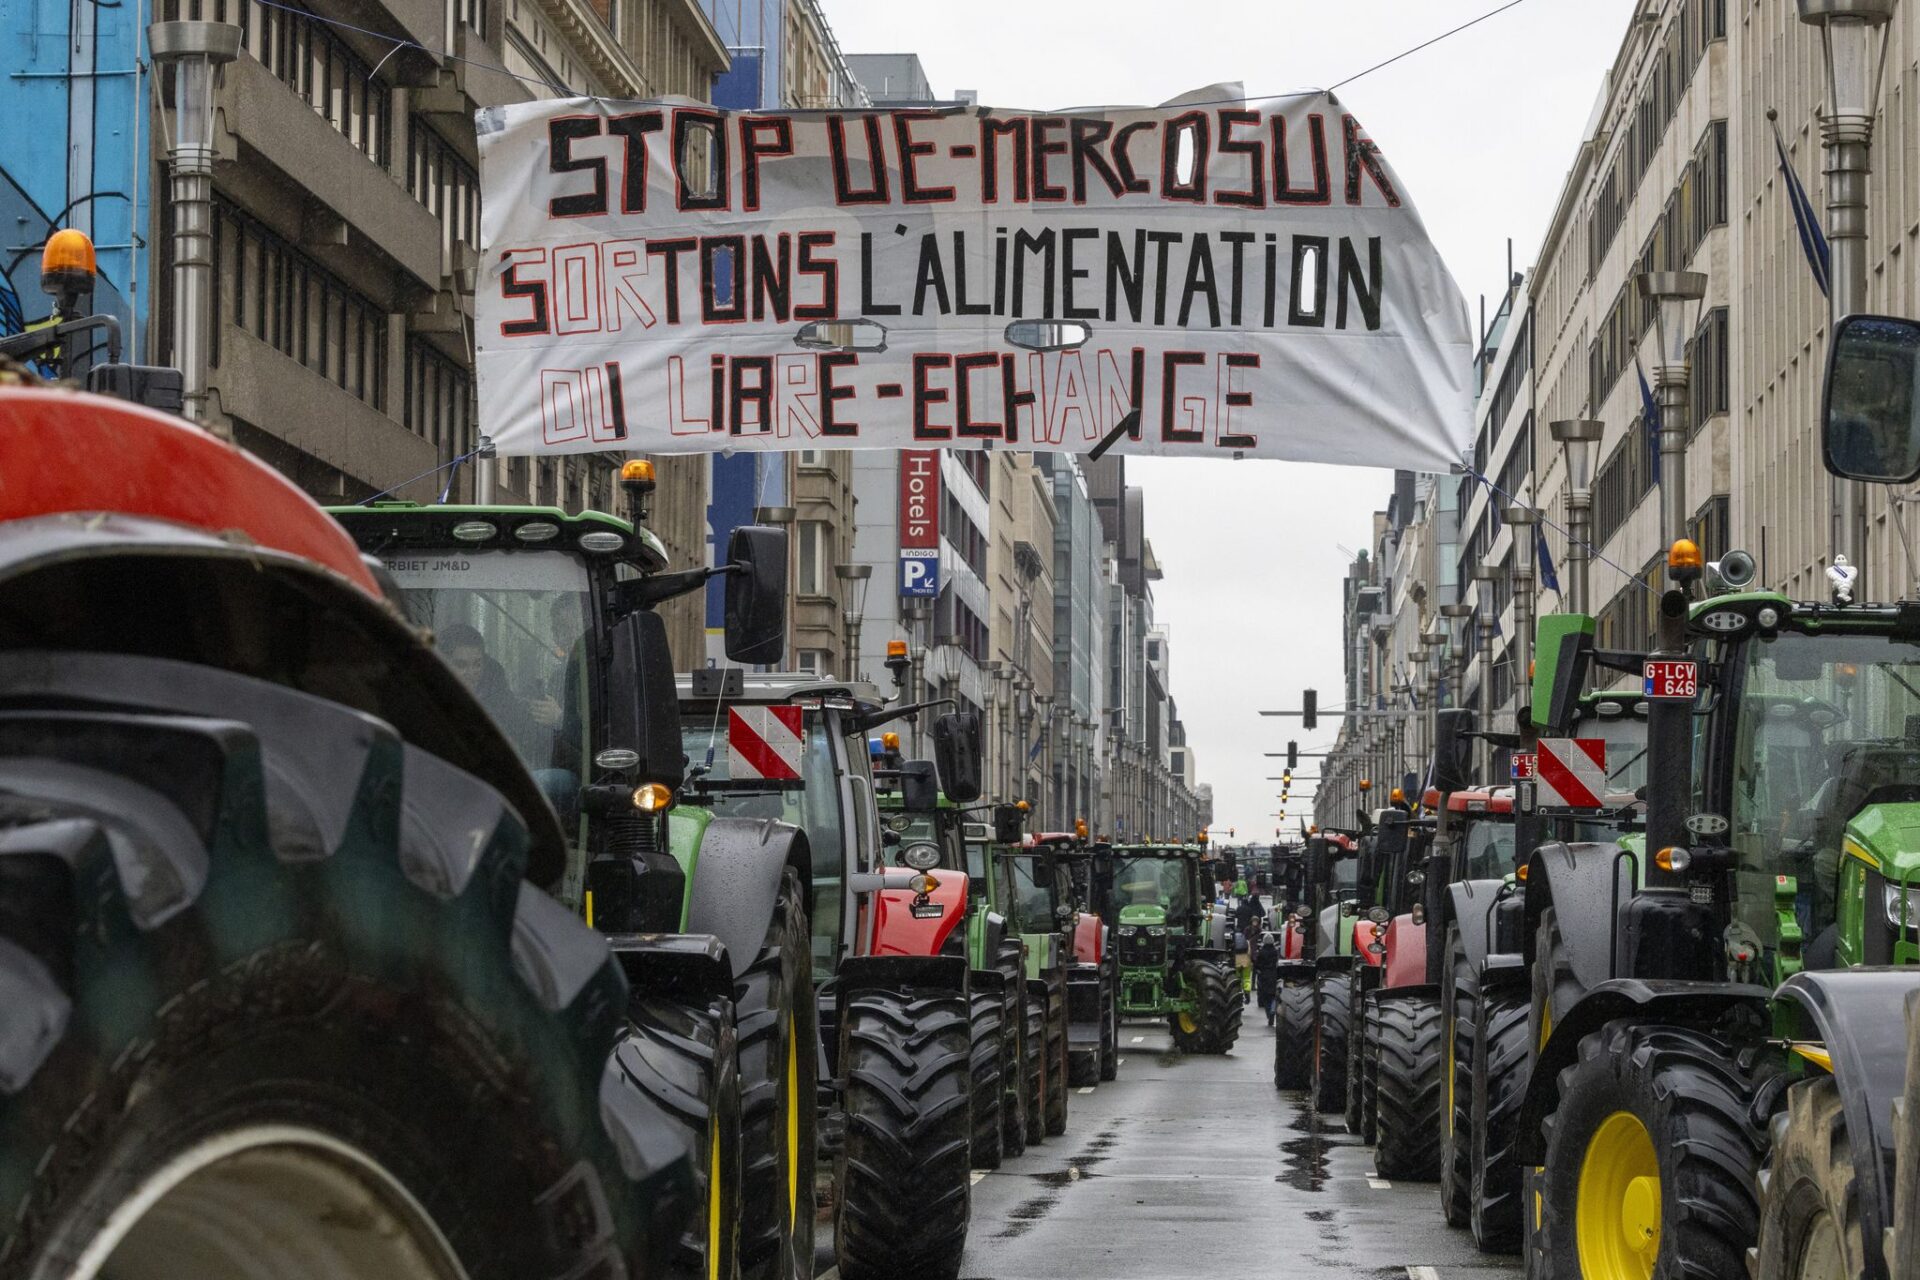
xmin=899 ymin=549 xmax=939 ymax=598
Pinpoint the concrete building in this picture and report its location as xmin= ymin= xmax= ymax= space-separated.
xmin=986 ymin=453 xmax=1057 ymax=810
xmin=1042 ymin=454 xmax=1109 ymax=831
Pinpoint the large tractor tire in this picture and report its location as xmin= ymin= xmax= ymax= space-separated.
xmin=1753 ymin=1076 xmax=1869 ymax=1280
xmin=1529 ymin=906 xmax=1582 ymax=1055
xmin=0 ymin=666 xmax=689 ymax=1280
xmin=967 ymin=992 xmax=1006 ymax=1171
xmin=1022 ymin=985 xmax=1047 ymax=1146
xmin=624 ymin=994 xmax=743 ymax=1280
xmin=1372 ymin=995 xmax=1443 ymax=1181
xmin=1893 ymin=991 xmax=1920 ymax=1280
xmin=1098 ymin=968 xmax=1120 ymax=1082
xmin=1536 ymin=1020 xmax=1764 ymax=1280
xmin=1170 ymin=958 xmax=1241 ymax=1055
xmin=1439 ymin=924 xmax=1474 ymax=1227
xmin=836 ymin=988 xmax=972 ymax=1280
xmin=1312 ymin=971 xmax=1352 ymax=1113
xmin=1346 ymin=988 xmax=1376 ymax=1144
xmin=1470 ymin=983 xmax=1530 ymax=1254
xmin=1274 ymin=977 xmax=1315 ymax=1090
xmin=997 ymin=944 xmax=1028 ymax=1158
xmin=1044 ymin=978 xmax=1070 ymax=1137
xmin=733 ymin=868 xmax=817 ymax=1280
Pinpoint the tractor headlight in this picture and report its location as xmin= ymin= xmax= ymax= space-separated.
xmin=1147 ymin=926 xmax=1167 ymax=936
xmin=1884 ymin=882 xmax=1920 ymax=930
xmin=901 ymin=842 xmax=941 ymax=871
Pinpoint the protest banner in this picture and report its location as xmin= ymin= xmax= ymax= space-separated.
xmin=474 ymin=88 xmax=1473 ymax=468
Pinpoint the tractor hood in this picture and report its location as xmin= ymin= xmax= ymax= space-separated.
xmin=1119 ymin=903 xmax=1169 ymax=928
xmin=1845 ymin=803 xmax=1920 ymax=885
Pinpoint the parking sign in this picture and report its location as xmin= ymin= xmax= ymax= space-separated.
xmin=900 ymin=549 xmax=939 ymax=597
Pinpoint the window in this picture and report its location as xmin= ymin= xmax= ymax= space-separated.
xmin=207 ymin=197 xmax=387 ymax=407
xmin=796 ymin=649 xmax=833 ymax=675
xmin=797 ymin=520 xmax=829 ymax=595
xmin=404 ymin=340 xmax=474 ymax=458
xmin=798 ymin=449 xmax=826 ymax=466
xmin=1592 ymin=422 xmax=1655 ymax=552
xmin=408 ymin=120 xmax=482 ymax=261
xmin=1688 ymin=307 xmax=1730 ymax=436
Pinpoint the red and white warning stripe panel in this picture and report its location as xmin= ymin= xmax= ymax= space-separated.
xmin=728 ymin=706 xmax=805 ymax=780
xmin=1536 ymin=738 xmax=1607 ymax=810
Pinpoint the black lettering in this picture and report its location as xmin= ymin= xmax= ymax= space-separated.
xmin=603 ymin=360 xmax=629 ymax=439
xmin=955 ymin=352 xmax=1002 ymax=438
xmin=1062 ymin=228 xmax=1099 ymax=320
xmin=501 ymin=251 xmax=550 ymax=335
xmin=1111 ymin=121 xmax=1154 ymax=194
xmin=729 ymin=355 xmax=772 ymax=435
xmin=674 ymin=109 xmax=729 ymax=211
xmin=1289 ymin=236 xmax=1330 ymax=327
xmin=913 ymin=353 xmax=953 ymax=439
xmin=645 ymin=238 xmax=696 ymax=324
xmin=1106 ymin=229 xmax=1146 ymax=323
xmin=607 ymin=111 xmax=663 ymax=214
xmin=1220 ymin=352 xmax=1258 ymax=449
xmin=739 ymin=115 xmax=793 ymax=212
xmin=795 ymin=232 xmax=838 ymax=320
xmin=819 ymin=352 xmax=858 ymax=436
xmin=1220 ymin=231 xmax=1254 ymax=326
xmin=1160 ymin=351 xmax=1206 ymax=443
xmin=1343 ymin=114 xmax=1401 ymax=207
xmin=751 ymin=233 xmax=791 ymax=323
xmin=1177 ymin=236 xmax=1221 ymax=327
xmin=1031 ymin=116 xmax=1068 ymax=200
xmin=1273 ymin=114 xmax=1331 ymax=206
xmin=895 ymin=111 xmax=956 ymax=202
xmin=1214 ymin=109 xmax=1264 ymax=208
xmin=1162 ymin=111 xmax=1208 ymax=203
xmin=1337 ymin=236 xmax=1383 ymax=331
xmin=1012 ymin=227 xmax=1056 ymax=318
xmin=1001 ymin=354 xmax=1036 ymax=442
xmin=547 ymin=117 xmax=606 ymax=218
xmin=952 ymin=231 xmax=991 ymax=316
xmin=1069 ymin=118 xmax=1126 ymax=201
xmin=859 ymin=233 xmax=901 ymax=315
xmin=1146 ymin=230 xmax=1182 ymax=325
xmin=701 ymin=236 xmax=746 ymax=323
xmin=828 ymin=114 xmax=891 ymax=204
xmin=980 ymin=117 xmax=1030 ymax=203
xmin=912 ymin=233 xmax=951 ymax=315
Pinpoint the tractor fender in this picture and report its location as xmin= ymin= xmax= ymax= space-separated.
xmin=1184 ymin=946 xmax=1231 ymax=967
xmin=1275 ymin=959 xmax=1316 ymax=983
xmin=1774 ymin=968 xmax=1920 ymax=1279
xmin=1373 ymin=983 xmax=1439 ymax=1004
xmin=1515 ymin=978 xmax=1772 ymax=1164
xmin=1380 ymin=914 xmax=1426 ymax=991
xmin=838 ymin=954 xmax=969 ymax=1000
xmin=685 ymin=818 xmax=811 ymax=980
xmin=1354 ymin=919 xmax=1385 ymax=968
xmin=980 ymin=910 xmax=1007 ymax=969
xmin=1073 ymin=914 xmax=1104 ymax=966
xmin=1522 ymin=840 xmax=1638 ymax=990
xmin=608 ymin=933 xmax=734 ymax=1009
xmin=1442 ymin=877 xmax=1512 ymax=977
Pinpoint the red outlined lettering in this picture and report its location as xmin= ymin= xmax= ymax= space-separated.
xmin=499 ymin=248 xmax=550 ymax=337
xmin=1068 ymin=117 xmax=1127 ymax=202
xmin=673 ymin=107 xmax=731 ymax=212
xmin=912 ymin=353 xmax=953 ymax=439
xmin=1219 ymin=352 xmax=1258 ymax=448
xmin=547 ymin=116 xmax=606 ymax=219
xmin=894 ymin=111 xmax=957 ymax=203
xmin=1342 ymin=114 xmax=1401 ymax=207
xmin=1214 ymin=109 xmax=1265 ymax=208
xmin=953 ymin=351 xmax=1002 ymax=438
xmin=819 ymin=352 xmax=858 ymax=436
xmin=1030 ymin=116 xmax=1069 ymax=202
xmin=1110 ymin=121 xmax=1155 ymax=194
xmin=1159 ymin=350 xmax=1207 ymax=442
xmin=1273 ymin=114 xmax=1331 ymax=206
xmin=794 ymin=231 xmax=839 ymax=320
xmin=606 ymin=111 xmax=664 ymax=214
xmin=828 ymin=114 xmax=891 ymax=205
xmin=1161 ymin=111 xmax=1209 ymax=204
xmin=739 ymin=115 xmax=793 ymax=212
xmin=551 ymin=242 xmax=604 ymax=335
xmin=980 ymin=116 xmax=1030 ymax=203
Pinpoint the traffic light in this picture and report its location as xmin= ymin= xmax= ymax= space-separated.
xmin=1288 ymin=740 xmax=1299 ymax=770
xmin=1302 ymin=689 xmax=1317 ymax=731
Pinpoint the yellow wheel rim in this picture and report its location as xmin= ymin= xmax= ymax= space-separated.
xmin=1539 ymin=1001 xmax=1553 ymax=1053
xmin=1179 ymin=1011 xmax=1198 ymax=1034
xmin=785 ymin=1016 xmax=801 ymax=1229
xmin=708 ymin=1122 xmax=723 ymax=1280
xmin=1577 ymin=1110 xmax=1662 ymax=1280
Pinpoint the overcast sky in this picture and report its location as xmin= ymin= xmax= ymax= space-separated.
xmin=825 ymin=0 xmax=1640 ymax=839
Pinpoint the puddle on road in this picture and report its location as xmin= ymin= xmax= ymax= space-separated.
xmin=994 ymin=1126 xmax=1118 ymax=1238
xmin=1277 ymin=1094 xmax=1359 ymax=1193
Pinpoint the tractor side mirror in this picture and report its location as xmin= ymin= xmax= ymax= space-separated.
xmin=1534 ymin=613 xmax=1595 ymax=736
xmin=1823 ymin=313 xmax=1920 ymax=483
xmin=1431 ymin=708 xmax=1476 ymax=796
xmin=932 ymin=710 xmax=983 ymax=802
xmin=724 ymin=525 xmax=786 ymax=665
xmin=898 ymin=759 xmax=938 ymax=812
xmin=993 ymin=803 xmax=1025 ymax=846
xmin=603 ymin=608 xmax=686 ymax=792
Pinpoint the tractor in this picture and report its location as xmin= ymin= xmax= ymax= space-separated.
xmin=331 ymin=485 xmax=812 ymax=1280
xmin=875 ymin=773 xmax=1027 ymax=1168
xmin=675 ymin=673 xmax=982 ymax=1280
xmin=1059 ymin=833 xmax=1122 ymax=1086
xmin=1269 ymin=831 xmax=1360 ymax=1099
xmin=1328 ymin=804 xmax=1426 ymax=1148
xmin=1099 ymin=843 xmax=1244 ymax=1053
xmin=0 ymin=381 xmax=709 ymax=1279
xmin=998 ymin=821 xmax=1078 ymax=1137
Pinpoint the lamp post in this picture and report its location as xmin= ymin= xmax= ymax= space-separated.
xmin=1422 ymin=630 xmax=1447 ymax=769
xmin=1034 ymin=692 xmax=1055 ymax=822
xmin=1472 ymin=564 xmax=1500 ymax=774
xmin=834 ymin=562 xmax=872 ymax=681
xmin=1800 ymin=0 xmax=1897 ymax=582
xmin=149 ymin=20 xmax=240 ymax=428
xmin=1440 ymin=602 xmax=1474 ymax=713
xmin=1639 ymin=271 xmax=1708 ymax=551
xmin=1550 ymin=420 xmax=1604 ymax=612
xmin=1503 ymin=507 xmax=1539 ymax=727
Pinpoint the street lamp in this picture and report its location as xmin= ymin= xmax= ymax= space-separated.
xmin=1504 ymin=507 xmax=1539 ymax=724
xmin=1472 ymin=564 xmax=1500 ymax=777
xmin=1549 ymin=420 xmax=1605 ymax=612
xmin=149 ymin=20 xmax=240 ymax=427
xmin=1801 ymin=0 xmax=1898 ymax=580
xmin=1422 ymin=629 xmax=1446 ymax=763
xmin=1440 ymin=603 xmax=1474 ymax=714
xmin=1639 ymin=271 xmax=1708 ymax=551
xmin=834 ymin=562 xmax=872 ymax=681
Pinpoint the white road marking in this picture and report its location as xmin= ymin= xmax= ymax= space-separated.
xmin=970 ymin=1170 xmax=989 ymax=1184
xmin=1130 ymin=1035 xmax=1145 ymax=1043
xmin=1406 ymin=1267 xmax=1439 ymax=1280
xmin=1077 ymin=1086 xmax=1094 ymax=1094
xmin=1369 ymin=1177 xmax=1393 ymax=1190
xmin=1117 ymin=1057 xmax=1125 ymax=1066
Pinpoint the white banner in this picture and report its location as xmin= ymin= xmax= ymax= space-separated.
xmin=473 ymin=89 xmax=1473 ymax=469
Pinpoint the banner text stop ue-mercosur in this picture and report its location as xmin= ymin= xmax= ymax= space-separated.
xmin=474 ymin=90 xmax=1474 ymax=470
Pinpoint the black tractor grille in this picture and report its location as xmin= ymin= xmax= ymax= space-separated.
xmin=1117 ymin=930 xmax=1167 ymax=968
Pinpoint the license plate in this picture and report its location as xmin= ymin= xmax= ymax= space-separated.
xmin=1643 ymin=659 xmax=1698 ymax=700
xmin=1510 ymin=753 xmax=1537 ymax=780
xmin=910 ymin=903 xmax=944 ymax=919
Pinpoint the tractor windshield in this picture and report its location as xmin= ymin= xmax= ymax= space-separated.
xmin=1727 ymin=629 xmax=1920 ymax=946
xmin=1461 ymin=817 xmax=1516 ymax=879
xmin=1115 ymin=856 xmax=1191 ymax=916
xmin=385 ymin=550 xmax=592 ymax=813
xmin=1005 ymin=854 xmax=1060 ymax=932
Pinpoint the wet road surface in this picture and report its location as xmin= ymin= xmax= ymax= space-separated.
xmin=955 ymin=1008 xmax=1522 ymax=1280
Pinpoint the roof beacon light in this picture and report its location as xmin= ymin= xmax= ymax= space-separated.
xmin=1668 ymin=538 xmax=1704 ymax=578
xmin=41 ymin=228 xmax=97 ymax=312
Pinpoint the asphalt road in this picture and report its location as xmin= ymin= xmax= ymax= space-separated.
xmin=953 ymin=1006 xmax=1522 ymax=1280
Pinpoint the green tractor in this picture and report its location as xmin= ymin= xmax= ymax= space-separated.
xmin=332 ymin=485 xmax=815 ymax=1280
xmin=675 ymin=673 xmax=984 ymax=1280
xmin=875 ymin=777 xmax=1028 ymax=1168
xmin=1099 ymin=843 xmax=1243 ymax=1053
xmin=1507 ymin=548 xmax=1920 ymax=1279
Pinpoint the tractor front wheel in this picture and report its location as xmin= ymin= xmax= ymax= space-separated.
xmin=1023 ymin=985 xmax=1047 ymax=1146
xmin=1312 ymin=972 xmax=1351 ymax=1113
xmin=1346 ymin=983 xmax=1375 ymax=1143
xmin=967 ymin=992 xmax=1005 ymax=1171
xmin=1537 ymin=1020 xmax=1764 ymax=1280
xmin=1753 ymin=1076 xmax=1868 ymax=1280
xmin=1470 ymin=984 xmax=1530 ymax=1253
xmin=835 ymin=988 xmax=972 ymax=1280
xmin=1274 ymin=978 xmax=1314 ymax=1090
xmin=1372 ymin=995 xmax=1443 ymax=1181
xmin=1170 ymin=958 xmax=1240 ymax=1054
xmin=1044 ymin=978 xmax=1071 ymax=1136
xmin=1098 ymin=968 xmax=1119 ymax=1082
xmin=1439 ymin=924 xmax=1474 ymax=1227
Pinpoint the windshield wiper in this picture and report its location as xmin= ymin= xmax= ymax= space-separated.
xmin=1876 ymin=662 xmax=1920 ymax=706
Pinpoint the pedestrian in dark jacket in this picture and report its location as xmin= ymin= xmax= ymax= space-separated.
xmin=1253 ymin=932 xmax=1281 ymax=1025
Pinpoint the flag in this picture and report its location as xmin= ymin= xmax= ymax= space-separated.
xmin=1770 ymin=111 xmax=1830 ymax=298
xmin=1537 ymin=528 xmax=1561 ymax=595
xmin=1027 ymin=724 xmax=1048 ymax=763
xmin=1637 ymin=360 xmax=1662 ymax=487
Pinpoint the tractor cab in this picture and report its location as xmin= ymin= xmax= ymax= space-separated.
xmin=1309 ymin=831 xmax=1363 ymax=959
xmin=1001 ymin=830 xmax=1080 ymax=980
xmin=331 ymin=497 xmax=784 ymax=918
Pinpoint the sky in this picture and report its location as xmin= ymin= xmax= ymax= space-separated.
xmin=824 ymin=0 xmax=1642 ymax=840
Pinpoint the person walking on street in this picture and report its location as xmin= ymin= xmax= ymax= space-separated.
xmin=1253 ymin=931 xmax=1280 ymax=1025
xmin=1233 ymin=889 xmax=1265 ymax=993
